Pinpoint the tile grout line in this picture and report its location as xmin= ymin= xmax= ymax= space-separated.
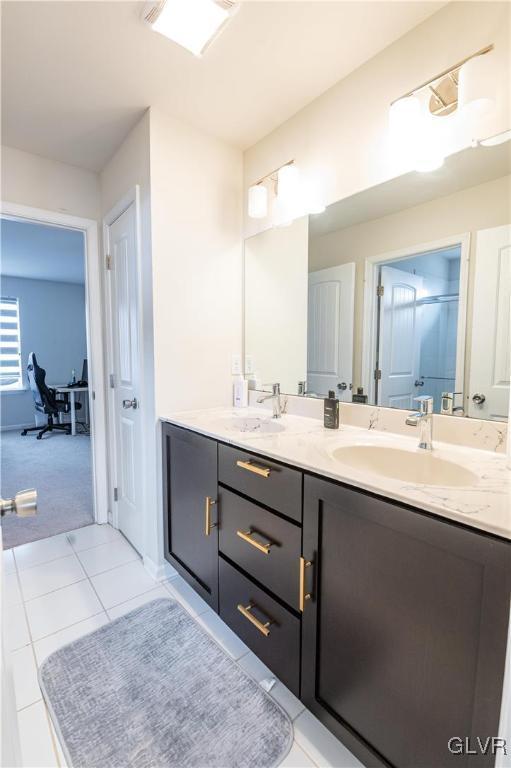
xmin=11 ymin=554 xmax=63 ymax=767
xmin=14 ymin=529 xmax=119 ymax=767
xmin=11 ymin=526 xmax=123 ymax=574
xmin=19 ymin=544 xmax=141 ymax=607
xmin=13 ymin=534 xmax=322 ymax=768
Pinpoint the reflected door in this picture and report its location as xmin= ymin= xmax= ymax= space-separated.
xmin=469 ymin=225 xmax=511 ymax=420
xmin=378 ymin=266 xmax=423 ymax=409
xmin=307 ymin=263 xmax=355 ymax=399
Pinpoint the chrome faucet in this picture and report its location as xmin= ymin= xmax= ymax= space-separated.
xmin=257 ymin=383 xmax=282 ymax=419
xmin=440 ymin=392 xmax=464 ymax=416
xmin=405 ymin=396 xmax=434 ymax=450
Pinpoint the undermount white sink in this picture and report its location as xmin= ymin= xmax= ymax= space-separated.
xmin=223 ymin=416 xmax=285 ymax=434
xmin=331 ymin=445 xmax=478 ymax=487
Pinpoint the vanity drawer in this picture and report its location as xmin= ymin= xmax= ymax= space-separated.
xmin=218 ymin=444 xmax=302 ymax=522
xmin=219 ymin=488 xmax=301 ymax=610
xmin=219 ymin=557 xmax=300 ymax=696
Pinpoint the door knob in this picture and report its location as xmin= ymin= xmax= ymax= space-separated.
xmin=337 ymin=382 xmax=347 ymax=391
xmin=1 ymin=489 xmax=37 ymax=518
xmin=122 ymin=398 xmax=138 ymax=409
xmin=415 ymin=379 xmax=425 ymax=387
xmin=472 ymin=393 xmax=486 ymax=405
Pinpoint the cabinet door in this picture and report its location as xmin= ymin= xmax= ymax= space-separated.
xmin=302 ymin=476 xmax=511 ymax=768
xmin=162 ymin=424 xmax=218 ymax=611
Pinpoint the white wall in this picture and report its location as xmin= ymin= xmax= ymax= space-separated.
xmin=100 ymin=110 xmax=159 ymax=566
xmin=149 ymin=107 xmax=243 ymax=415
xmin=0 ymin=276 xmax=87 ymax=429
xmin=101 ymin=108 xmax=242 ymax=574
xmin=243 ymin=2 xmax=510 ymax=238
xmin=245 ymin=217 xmax=308 ymax=393
xmin=1 ymin=146 xmax=99 ymax=221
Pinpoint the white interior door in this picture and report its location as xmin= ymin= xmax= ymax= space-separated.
xmin=107 ymin=204 xmax=144 ymax=553
xmin=468 ymin=224 xmax=511 ymax=420
xmin=378 ymin=265 xmax=423 ymax=409
xmin=307 ymin=263 xmax=355 ymax=399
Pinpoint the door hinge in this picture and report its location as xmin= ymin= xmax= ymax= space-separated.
xmin=374 ymin=368 xmax=382 ymax=380
xmin=113 ymin=487 xmax=118 ymax=502
xmin=109 ymin=373 xmax=115 ymax=389
xmin=376 ymin=284 xmax=384 ymax=297
xmin=105 ymin=254 xmax=112 ymax=270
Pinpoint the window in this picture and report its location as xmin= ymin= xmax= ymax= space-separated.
xmin=0 ymin=297 xmax=23 ymax=390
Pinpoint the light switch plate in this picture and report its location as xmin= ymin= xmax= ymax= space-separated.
xmin=231 ymin=353 xmax=242 ymax=375
xmin=245 ymin=355 xmax=254 ymax=374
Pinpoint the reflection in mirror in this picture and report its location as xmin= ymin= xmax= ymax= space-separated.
xmin=244 ymin=217 xmax=308 ymax=394
xmin=244 ymin=142 xmax=511 ymax=421
xmin=371 ymin=245 xmax=464 ymax=414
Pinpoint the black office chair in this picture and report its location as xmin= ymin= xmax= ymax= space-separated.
xmin=21 ymin=353 xmax=81 ymax=439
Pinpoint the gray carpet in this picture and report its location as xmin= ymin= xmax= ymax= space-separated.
xmin=0 ymin=429 xmax=93 ymax=549
xmin=40 ymin=598 xmax=293 ymax=768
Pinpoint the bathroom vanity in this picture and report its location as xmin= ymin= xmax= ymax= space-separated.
xmin=161 ymin=409 xmax=511 ymax=768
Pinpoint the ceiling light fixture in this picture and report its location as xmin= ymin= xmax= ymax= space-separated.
xmin=145 ymin=0 xmax=236 ymax=57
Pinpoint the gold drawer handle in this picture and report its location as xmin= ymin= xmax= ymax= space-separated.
xmin=237 ymin=603 xmax=273 ymax=637
xmin=299 ymin=556 xmax=312 ymax=612
xmin=236 ymin=528 xmax=274 ymax=555
xmin=236 ymin=460 xmax=271 ymax=478
xmin=204 ymin=496 xmax=217 ymax=536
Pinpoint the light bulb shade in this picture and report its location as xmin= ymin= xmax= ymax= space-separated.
xmin=458 ymin=53 xmax=496 ymax=117
xmin=151 ymin=0 xmax=230 ymax=57
xmin=303 ymin=168 xmax=327 ymax=214
xmin=274 ymin=164 xmax=301 ymax=223
xmin=414 ymin=112 xmax=446 ymax=172
xmin=389 ymin=96 xmax=445 ymax=173
xmin=247 ymin=184 xmax=268 ymax=219
xmin=389 ymin=96 xmax=422 ymax=168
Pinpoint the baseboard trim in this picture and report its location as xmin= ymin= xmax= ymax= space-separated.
xmin=143 ymin=555 xmax=177 ymax=583
xmin=0 ymin=423 xmax=34 ymax=432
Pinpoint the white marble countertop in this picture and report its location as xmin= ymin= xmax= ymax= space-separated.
xmin=161 ymin=407 xmax=511 ymax=540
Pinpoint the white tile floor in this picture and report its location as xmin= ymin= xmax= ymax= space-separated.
xmin=5 ymin=524 xmax=362 ymax=768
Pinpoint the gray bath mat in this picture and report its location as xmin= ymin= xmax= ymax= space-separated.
xmin=39 ymin=598 xmax=293 ymax=768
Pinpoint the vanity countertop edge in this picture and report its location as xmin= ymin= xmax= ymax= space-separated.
xmin=160 ymin=407 xmax=511 ymax=541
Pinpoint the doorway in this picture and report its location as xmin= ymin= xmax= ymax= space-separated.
xmin=0 ymin=203 xmax=108 ymax=548
xmin=103 ymin=190 xmax=145 ymax=555
xmin=363 ymin=236 xmax=469 ymax=414
xmin=307 ymin=262 xmax=355 ymax=399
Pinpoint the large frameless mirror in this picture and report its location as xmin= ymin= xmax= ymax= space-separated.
xmin=244 ymin=142 xmax=511 ymax=420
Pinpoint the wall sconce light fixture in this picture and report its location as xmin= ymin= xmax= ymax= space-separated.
xmin=390 ymin=45 xmax=496 ymax=172
xmin=247 ymin=161 xmax=327 ymax=222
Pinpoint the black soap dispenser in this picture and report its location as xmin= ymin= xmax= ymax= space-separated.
xmin=324 ymin=390 xmax=340 ymax=429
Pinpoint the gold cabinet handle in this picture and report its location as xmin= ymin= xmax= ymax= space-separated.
xmin=204 ymin=496 xmax=217 ymax=536
xmin=236 ymin=528 xmax=274 ymax=555
xmin=236 ymin=460 xmax=271 ymax=478
xmin=299 ymin=556 xmax=312 ymax=612
xmin=237 ymin=603 xmax=273 ymax=637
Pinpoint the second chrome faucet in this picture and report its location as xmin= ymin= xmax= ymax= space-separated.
xmin=257 ymin=383 xmax=282 ymax=419
xmin=406 ymin=395 xmax=434 ymax=450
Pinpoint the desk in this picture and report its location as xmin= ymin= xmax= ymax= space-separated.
xmin=51 ymin=385 xmax=88 ymax=436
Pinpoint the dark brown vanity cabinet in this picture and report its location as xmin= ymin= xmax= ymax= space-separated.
xmin=162 ymin=423 xmax=511 ymax=768
xmin=301 ymin=475 xmax=511 ymax=768
xmin=162 ymin=423 xmax=219 ymax=610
